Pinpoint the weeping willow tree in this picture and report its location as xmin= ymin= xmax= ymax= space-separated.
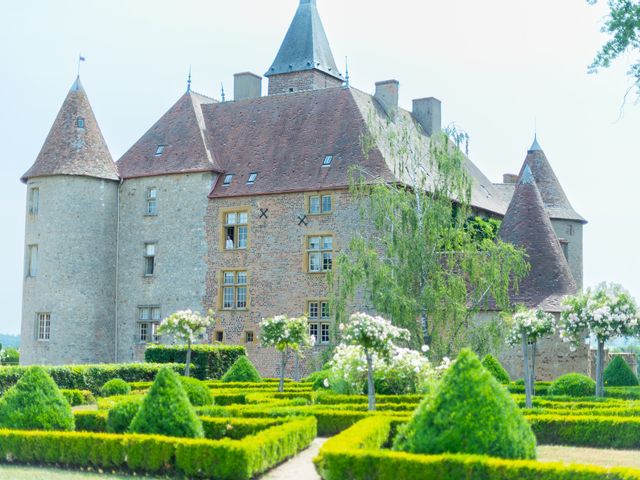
xmin=329 ymin=114 xmax=529 ymax=360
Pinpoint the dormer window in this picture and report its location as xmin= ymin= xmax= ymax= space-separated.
xmin=323 ymin=155 xmax=333 ymax=167
xmin=223 ymin=174 xmax=234 ymax=186
xmin=76 ymin=117 xmax=85 ymax=129
xmin=155 ymin=145 xmax=166 ymax=156
xmin=247 ymin=173 xmax=258 ymax=185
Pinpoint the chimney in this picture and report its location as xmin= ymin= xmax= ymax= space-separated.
xmin=375 ymin=80 xmax=399 ymax=116
xmin=503 ymin=173 xmax=519 ymax=184
xmin=234 ymin=72 xmax=262 ymax=101
xmin=412 ymin=97 xmax=441 ymax=136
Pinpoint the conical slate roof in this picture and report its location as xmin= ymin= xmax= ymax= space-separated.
xmin=499 ymin=165 xmax=577 ymax=312
xmin=265 ymin=0 xmax=342 ymax=80
xmin=21 ymin=77 xmax=119 ymax=183
xmin=117 ymin=91 xmax=221 ymax=178
xmin=518 ymin=137 xmax=585 ymax=222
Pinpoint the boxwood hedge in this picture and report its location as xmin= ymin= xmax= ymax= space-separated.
xmin=145 ymin=345 xmax=245 ymax=380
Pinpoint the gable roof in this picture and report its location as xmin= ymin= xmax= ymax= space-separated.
xmin=498 ymin=165 xmax=577 ymax=312
xmin=21 ymin=77 xmax=119 ymax=183
xmin=265 ymin=0 xmax=342 ymax=80
xmin=116 ymin=91 xmax=221 ymax=179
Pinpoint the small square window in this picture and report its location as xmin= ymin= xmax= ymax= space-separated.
xmin=155 ymin=145 xmax=166 ymax=156
xmin=146 ymin=188 xmax=158 ymax=216
xmin=76 ymin=117 xmax=85 ymax=129
xmin=321 ymin=323 xmax=330 ymax=344
xmin=144 ymin=243 xmax=156 ymax=276
xmin=309 ymin=323 xmax=318 ymax=342
xmin=223 ymin=174 xmax=234 ymax=186
xmin=322 ymin=155 xmax=333 ymax=166
xmin=245 ymin=331 xmax=254 ymax=343
xmin=215 ymin=331 xmax=224 ymax=342
xmin=321 ymin=195 xmax=332 ymax=213
xmin=29 ymin=187 xmax=39 ymax=215
xmin=309 ymin=196 xmax=320 ymax=215
xmin=36 ymin=312 xmax=51 ymax=341
xmin=247 ymin=173 xmax=258 ymax=185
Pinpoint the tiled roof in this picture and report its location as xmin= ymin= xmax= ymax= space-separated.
xmin=265 ymin=0 xmax=342 ymax=80
xmin=498 ymin=165 xmax=577 ymax=312
xmin=21 ymin=77 xmax=119 ymax=183
xmin=116 ymin=91 xmax=221 ymax=179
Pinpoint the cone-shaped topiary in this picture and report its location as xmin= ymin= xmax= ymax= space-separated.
xmin=394 ymin=349 xmax=536 ymax=459
xmin=0 ymin=366 xmax=74 ymax=431
xmin=603 ymin=356 xmax=639 ymax=387
xmin=221 ymin=355 xmax=262 ymax=383
xmin=481 ymin=354 xmax=511 ymax=384
xmin=548 ymin=373 xmax=595 ymax=397
xmin=129 ymin=367 xmax=203 ymax=438
xmin=179 ymin=376 xmax=213 ymax=406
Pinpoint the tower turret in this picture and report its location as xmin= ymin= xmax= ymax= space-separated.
xmin=20 ymin=76 xmax=119 ymax=365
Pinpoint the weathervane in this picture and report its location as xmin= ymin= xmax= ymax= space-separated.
xmin=77 ymin=54 xmax=86 ymax=77
xmin=221 ymin=83 xmax=226 ymax=102
xmin=187 ymin=65 xmax=192 ymax=93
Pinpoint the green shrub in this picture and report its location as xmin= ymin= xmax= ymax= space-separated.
xmin=106 ymin=398 xmax=142 ymax=433
xmin=549 ymin=373 xmax=596 ymax=397
xmin=604 ymin=356 xmax=639 ymax=387
xmin=481 ymin=354 xmax=510 ymax=384
xmin=304 ymin=369 xmax=331 ymax=390
xmin=100 ymin=378 xmax=131 ymax=397
xmin=74 ymin=411 xmax=107 ymax=432
xmin=0 ymin=347 xmax=19 ymax=365
xmin=61 ymin=389 xmax=95 ymax=406
xmin=0 ymin=366 xmax=74 ymax=431
xmin=180 ymin=376 xmax=213 ymax=406
xmin=129 ymin=367 xmax=204 ymax=438
xmin=145 ymin=344 xmax=245 ymax=380
xmin=394 ymin=349 xmax=536 ymax=460
xmin=221 ymin=355 xmax=262 ymax=382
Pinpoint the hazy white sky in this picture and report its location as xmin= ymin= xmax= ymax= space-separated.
xmin=0 ymin=0 xmax=638 ymax=335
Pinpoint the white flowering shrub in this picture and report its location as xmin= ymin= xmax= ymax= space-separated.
xmin=340 ymin=312 xmax=410 ymax=359
xmin=506 ymin=308 xmax=555 ymax=346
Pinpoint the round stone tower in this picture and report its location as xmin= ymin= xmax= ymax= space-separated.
xmin=20 ymin=76 xmax=120 ymax=365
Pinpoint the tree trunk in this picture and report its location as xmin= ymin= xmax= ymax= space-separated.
xmin=294 ymin=351 xmax=300 ymax=382
xmin=279 ymin=349 xmax=286 ymax=393
xmin=596 ymin=340 xmax=605 ymax=398
xmin=366 ymin=352 xmax=376 ymax=411
xmin=522 ymin=333 xmax=532 ymax=409
xmin=185 ymin=339 xmax=192 ymax=377
xmin=531 ymin=342 xmax=537 ymax=396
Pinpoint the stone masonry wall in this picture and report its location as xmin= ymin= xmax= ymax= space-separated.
xmin=268 ymin=70 xmax=343 ymax=96
xmin=21 ymin=176 xmax=119 ymax=365
xmin=116 ymin=172 xmax=215 ymax=362
xmin=551 ymin=219 xmax=583 ymax=290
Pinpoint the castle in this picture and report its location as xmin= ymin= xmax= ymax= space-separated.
xmin=20 ymin=0 xmax=587 ymax=378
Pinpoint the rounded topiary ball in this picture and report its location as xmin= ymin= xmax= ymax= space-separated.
xmin=221 ymin=356 xmax=262 ymax=383
xmin=100 ymin=378 xmax=131 ymax=397
xmin=129 ymin=367 xmax=203 ymax=438
xmin=548 ymin=373 xmax=596 ymax=397
xmin=393 ymin=349 xmax=536 ymax=460
xmin=481 ymin=354 xmax=511 ymax=384
xmin=603 ymin=356 xmax=639 ymax=387
xmin=179 ymin=376 xmax=213 ymax=406
xmin=0 ymin=366 xmax=74 ymax=431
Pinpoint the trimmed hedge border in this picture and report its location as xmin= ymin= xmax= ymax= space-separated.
xmin=144 ymin=345 xmax=246 ymax=380
xmin=0 ymin=416 xmax=316 ymax=479
xmin=314 ymin=416 xmax=640 ymax=480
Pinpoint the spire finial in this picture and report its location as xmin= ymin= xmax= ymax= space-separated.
xmin=520 ymin=164 xmax=535 ymax=185
xmin=77 ymin=53 xmax=86 ymax=78
xmin=187 ymin=65 xmax=192 ymax=93
xmin=343 ymin=56 xmax=350 ymax=88
xmin=221 ymin=83 xmax=226 ymax=102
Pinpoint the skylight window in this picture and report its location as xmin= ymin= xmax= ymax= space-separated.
xmin=223 ymin=174 xmax=234 ymax=186
xmin=247 ymin=173 xmax=258 ymax=185
xmin=322 ymin=155 xmax=333 ymax=167
xmin=155 ymin=145 xmax=166 ymax=156
xmin=76 ymin=117 xmax=85 ymax=129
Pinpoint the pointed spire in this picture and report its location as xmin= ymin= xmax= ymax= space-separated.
xmin=265 ymin=0 xmax=342 ymax=80
xmin=187 ymin=66 xmax=192 ymax=93
xmin=499 ymin=169 xmax=577 ymax=312
xmin=344 ymin=56 xmax=350 ymax=88
xmin=21 ymin=77 xmax=118 ymax=183
xmin=528 ymin=134 xmax=542 ymax=153
xmin=221 ymin=83 xmax=226 ymax=102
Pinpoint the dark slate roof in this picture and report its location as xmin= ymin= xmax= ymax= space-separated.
xmin=21 ymin=77 xmax=119 ymax=183
xmin=117 ymin=91 xmax=221 ymax=178
xmin=205 ymin=86 xmax=510 ymax=215
xmin=265 ymin=0 xmax=342 ymax=80
xmin=498 ymin=165 xmax=577 ymax=312
xmin=517 ymin=137 xmax=586 ymax=223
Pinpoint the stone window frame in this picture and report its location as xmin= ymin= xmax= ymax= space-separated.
xmin=219 ymin=269 xmax=250 ymax=311
xmin=220 ymin=207 xmax=250 ymax=251
xmin=245 ymin=330 xmax=255 ymax=343
xmin=305 ymin=191 xmax=334 ymax=216
xmin=137 ymin=306 xmax=161 ymax=343
xmin=215 ymin=330 xmax=224 ymax=342
xmin=143 ymin=242 xmax=157 ymax=277
xmin=145 ymin=187 xmax=158 ymax=216
xmin=304 ymin=233 xmax=334 ymax=274
xmin=28 ymin=186 xmax=39 ymax=216
xmin=35 ymin=312 xmax=51 ymax=341
xmin=307 ymin=299 xmax=331 ymax=345
xmin=27 ymin=244 xmax=38 ymax=278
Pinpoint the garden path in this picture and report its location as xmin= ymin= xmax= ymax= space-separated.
xmin=261 ymin=437 xmax=327 ymax=480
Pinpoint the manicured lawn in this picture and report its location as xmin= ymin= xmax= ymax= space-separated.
xmin=538 ymin=446 xmax=640 ymax=469
xmin=0 ymin=465 xmax=162 ymax=479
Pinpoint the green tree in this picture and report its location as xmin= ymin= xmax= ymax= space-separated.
xmin=330 ymin=124 xmax=528 ymax=360
xmin=587 ymin=0 xmax=640 ymax=97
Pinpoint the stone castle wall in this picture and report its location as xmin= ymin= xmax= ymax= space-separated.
xmin=21 ymin=176 xmax=119 ymax=365
xmin=551 ymin=219 xmax=583 ymax=289
xmin=267 ymin=70 xmax=343 ymax=96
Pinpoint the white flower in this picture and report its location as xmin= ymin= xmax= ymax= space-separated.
xmin=323 ymin=378 xmax=330 ymax=388
xmin=421 ymin=345 xmax=429 ymax=353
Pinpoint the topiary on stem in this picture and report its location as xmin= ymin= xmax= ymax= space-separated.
xmin=0 ymin=366 xmax=74 ymax=431
xmin=221 ymin=355 xmax=262 ymax=383
xmin=129 ymin=367 xmax=203 ymax=438
xmin=603 ymin=356 xmax=639 ymax=387
xmin=394 ymin=349 xmax=536 ymax=460
xmin=481 ymin=354 xmax=510 ymax=384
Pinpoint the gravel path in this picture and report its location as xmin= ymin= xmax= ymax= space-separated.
xmin=261 ymin=437 xmax=328 ymax=480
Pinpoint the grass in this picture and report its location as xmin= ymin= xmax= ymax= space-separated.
xmin=0 ymin=465 xmax=162 ymax=479
xmin=538 ymin=446 xmax=640 ymax=469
